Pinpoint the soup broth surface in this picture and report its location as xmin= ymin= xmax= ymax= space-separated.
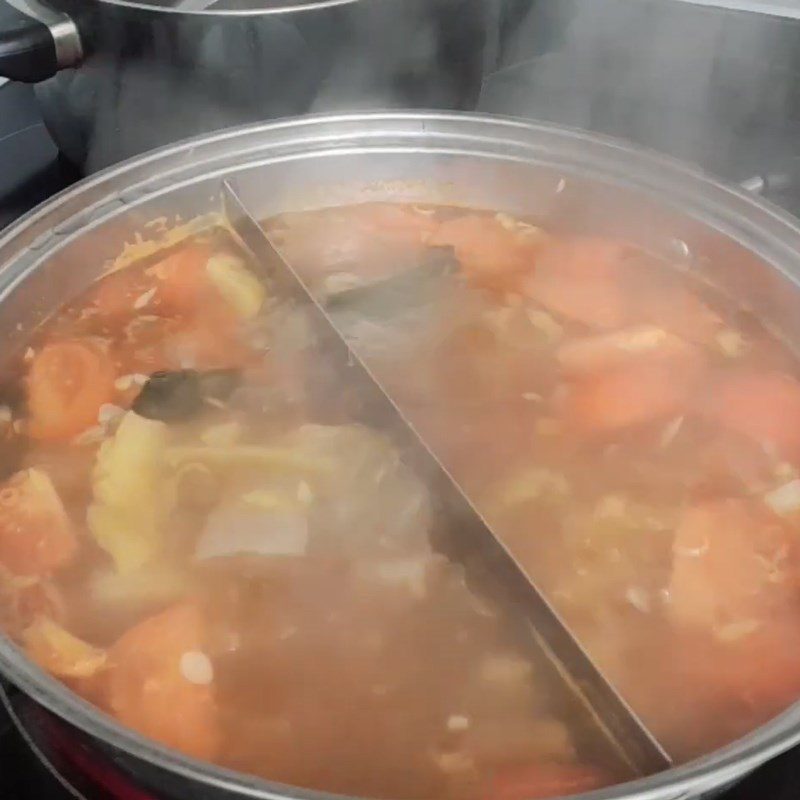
xmin=2 ymin=202 xmax=799 ymax=799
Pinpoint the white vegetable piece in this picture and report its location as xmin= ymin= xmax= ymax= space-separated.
xmin=764 ymin=479 xmax=800 ymax=517
xmin=195 ymin=501 xmax=309 ymax=561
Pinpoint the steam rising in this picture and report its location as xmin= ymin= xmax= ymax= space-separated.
xmin=486 ymin=0 xmax=798 ymax=180
xmin=55 ymin=0 xmax=495 ymax=172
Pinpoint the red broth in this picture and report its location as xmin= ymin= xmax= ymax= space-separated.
xmin=267 ymin=204 xmax=800 ymax=761
xmin=3 ymin=201 xmax=800 ymax=798
xmin=0 ymin=222 xmax=610 ymax=800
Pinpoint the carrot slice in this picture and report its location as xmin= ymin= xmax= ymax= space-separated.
xmin=556 ymin=325 xmax=694 ymax=377
xmin=27 ymin=340 xmax=116 ymax=441
xmin=486 ymin=762 xmax=609 ymax=800
xmin=562 ymin=358 xmax=699 ymax=435
xmin=430 ymin=214 xmax=544 ymax=293
xmin=522 ymin=237 xmax=632 ymax=329
xmin=107 ymin=603 xmax=219 ymax=761
xmin=668 ymin=499 xmax=791 ymax=631
xmin=0 ymin=468 xmax=76 ymax=577
xmin=707 ymin=370 xmax=800 ymax=456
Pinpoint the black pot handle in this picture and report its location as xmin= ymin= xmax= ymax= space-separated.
xmin=0 ymin=0 xmax=82 ymax=83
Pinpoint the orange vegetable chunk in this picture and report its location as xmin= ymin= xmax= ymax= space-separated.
xmin=430 ymin=214 xmax=544 ymax=292
xmin=668 ymin=498 xmax=792 ymax=631
xmin=107 ymin=603 xmax=219 ymax=761
xmin=486 ymin=762 xmax=609 ymax=800
xmin=0 ymin=468 xmax=76 ymax=577
xmin=522 ymin=237 xmax=632 ymax=329
xmin=562 ymin=358 xmax=699 ymax=435
xmin=556 ymin=325 xmax=694 ymax=377
xmin=709 ymin=370 xmax=800 ymax=455
xmin=27 ymin=340 xmax=116 ymax=441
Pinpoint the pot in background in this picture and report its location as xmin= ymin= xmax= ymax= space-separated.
xmin=0 ymin=0 xmax=497 ymax=171
xmin=2 ymin=112 xmax=800 ymax=799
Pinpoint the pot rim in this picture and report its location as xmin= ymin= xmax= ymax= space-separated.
xmin=89 ymin=0 xmax=363 ymax=16
xmin=3 ymin=110 xmax=800 ymax=800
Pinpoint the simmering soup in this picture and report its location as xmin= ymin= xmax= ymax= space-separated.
xmin=2 ymin=200 xmax=800 ymax=799
xmin=0 ymin=222 xmax=611 ymax=800
xmin=266 ymin=203 xmax=800 ymax=761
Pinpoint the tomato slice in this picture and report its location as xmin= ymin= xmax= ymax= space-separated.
xmin=524 ymin=237 xmax=721 ymax=342
xmin=523 ymin=238 xmax=632 ymax=329
xmin=668 ymin=498 xmax=793 ymax=632
xmin=0 ymin=468 xmax=76 ymax=577
xmin=27 ymin=340 xmax=116 ymax=441
xmin=486 ymin=763 xmax=610 ymax=800
xmin=706 ymin=370 xmax=800 ymax=456
xmin=147 ymin=244 xmax=215 ymax=317
xmin=430 ymin=214 xmax=544 ymax=293
xmin=556 ymin=326 xmax=694 ymax=377
xmin=561 ymin=358 xmax=700 ymax=435
xmin=107 ymin=603 xmax=219 ymax=761
xmin=91 ymin=268 xmax=147 ymax=319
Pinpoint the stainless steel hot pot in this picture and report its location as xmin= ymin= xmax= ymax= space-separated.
xmin=0 ymin=0 xmax=497 ymax=171
xmin=2 ymin=112 xmax=800 ymax=799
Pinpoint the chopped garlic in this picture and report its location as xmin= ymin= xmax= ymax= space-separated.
xmin=114 ymin=373 xmax=149 ymax=392
xmin=495 ymin=212 xmax=518 ymax=230
xmin=714 ymin=619 xmax=761 ymax=643
xmin=716 ymin=328 xmax=748 ymax=358
xmin=674 ymin=537 xmax=710 ymax=558
xmin=659 ymin=416 xmax=685 ymax=449
xmin=521 ymin=392 xmax=543 ymax=402
xmin=97 ymin=403 xmax=125 ymax=427
xmin=23 ymin=347 xmax=35 ymax=362
xmin=133 ymin=286 xmax=157 ymax=310
xmin=525 ymin=308 xmax=564 ymax=342
xmin=764 ymin=479 xmax=800 ymax=517
xmin=617 ymin=326 xmax=669 ymax=352
xmin=179 ymin=650 xmax=214 ymax=685
xmin=446 ymin=715 xmax=470 ymax=732
xmin=480 ymin=654 xmax=532 ymax=686
xmin=625 ymin=586 xmax=651 ymax=613
xmin=72 ymin=426 xmax=106 ymax=446
xmin=200 ymin=420 xmax=243 ymax=447
xmin=0 ymin=406 xmax=12 ymax=425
